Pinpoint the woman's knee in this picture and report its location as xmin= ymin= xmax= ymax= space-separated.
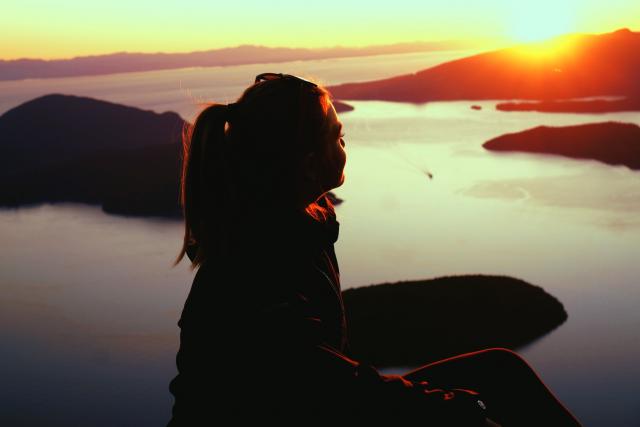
xmin=403 ymin=347 xmax=533 ymax=383
xmin=475 ymin=347 xmax=533 ymax=372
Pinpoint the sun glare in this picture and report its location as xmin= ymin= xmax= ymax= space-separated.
xmin=507 ymin=2 xmax=577 ymax=43
xmin=508 ymin=34 xmax=581 ymax=63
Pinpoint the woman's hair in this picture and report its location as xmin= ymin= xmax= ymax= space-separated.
xmin=173 ymin=76 xmax=337 ymax=270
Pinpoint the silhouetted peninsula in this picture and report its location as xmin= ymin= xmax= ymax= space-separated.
xmin=483 ymin=121 xmax=640 ymax=170
xmin=0 ymin=40 xmax=476 ymax=81
xmin=496 ymin=97 xmax=640 ymax=113
xmin=343 ymin=274 xmax=567 ymax=368
xmin=327 ymin=28 xmax=640 ymax=103
xmin=0 ymin=94 xmax=344 ymax=217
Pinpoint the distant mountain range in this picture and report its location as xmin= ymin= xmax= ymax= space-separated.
xmin=327 ymin=28 xmax=640 ymax=103
xmin=0 ymin=40 xmax=478 ymax=81
xmin=0 ymin=94 xmax=345 ymax=217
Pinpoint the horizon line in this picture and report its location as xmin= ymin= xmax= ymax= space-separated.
xmin=0 ymin=37 xmax=510 ymax=62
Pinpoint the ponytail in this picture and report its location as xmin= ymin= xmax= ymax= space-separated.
xmin=172 ymin=103 xmax=229 ymax=270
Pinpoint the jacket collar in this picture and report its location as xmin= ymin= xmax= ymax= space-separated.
xmin=186 ymin=195 xmax=340 ymax=263
xmin=260 ymin=196 xmax=340 ymax=257
xmin=289 ymin=205 xmax=340 ymax=248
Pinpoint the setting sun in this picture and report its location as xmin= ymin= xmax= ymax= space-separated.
xmin=507 ymin=1 xmax=577 ymax=43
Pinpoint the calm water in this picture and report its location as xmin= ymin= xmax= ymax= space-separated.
xmin=1 ymin=49 xmax=639 ymax=426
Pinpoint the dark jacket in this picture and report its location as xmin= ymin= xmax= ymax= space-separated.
xmin=167 ymin=196 xmax=488 ymax=426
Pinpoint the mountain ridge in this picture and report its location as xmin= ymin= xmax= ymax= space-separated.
xmin=327 ymin=28 xmax=640 ymax=102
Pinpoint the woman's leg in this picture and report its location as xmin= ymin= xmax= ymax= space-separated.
xmin=402 ymin=347 xmax=583 ymax=427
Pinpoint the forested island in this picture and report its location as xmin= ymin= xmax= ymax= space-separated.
xmin=483 ymin=121 xmax=640 ymax=170
xmin=496 ymin=97 xmax=640 ymax=113
xmin=343 ymin=274 xmax=567 ymax=368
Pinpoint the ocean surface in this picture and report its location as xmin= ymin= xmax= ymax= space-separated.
xmin=1 ymin=48 xmax=639 ymax=426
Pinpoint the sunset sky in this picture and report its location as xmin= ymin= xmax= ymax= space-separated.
xmin=2 ymin=0 xmax=638 ymax=60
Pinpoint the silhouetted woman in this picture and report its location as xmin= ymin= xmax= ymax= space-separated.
xmin=166 ymin=73 xmax=583 ymax=426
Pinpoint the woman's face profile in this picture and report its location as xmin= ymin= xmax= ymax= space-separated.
xmin=316 ymin=102 xmax=347 ymax=192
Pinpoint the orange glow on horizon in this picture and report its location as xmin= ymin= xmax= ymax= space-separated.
xmin=1 ymin=0 xmax=638 ymax=61
xmin=509 ymin=35 xmax=581 ymax=62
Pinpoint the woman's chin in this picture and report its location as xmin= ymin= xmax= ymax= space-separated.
xmin=322 ymin=174 xmax=345 ymax=194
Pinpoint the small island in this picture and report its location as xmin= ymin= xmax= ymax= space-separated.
xmin=0 ymin=94 xmax=344 ymax=218
xmin=496 ymin=97 xmax=640 ymax=113
xmin=342 ymin=274 xmax=567 ymax=368
xmin=483 ymin=121 xmax=640 ymax=170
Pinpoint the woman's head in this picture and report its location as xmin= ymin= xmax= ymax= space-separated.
xmin=174 ymin=73 xmax=346 ymax=269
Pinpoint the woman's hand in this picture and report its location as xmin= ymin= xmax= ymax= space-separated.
xmin=485 ymin=418 xmax=502 ymax=427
